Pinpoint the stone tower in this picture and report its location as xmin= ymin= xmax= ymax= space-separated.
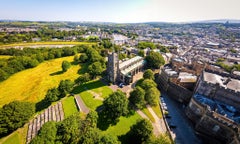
xmin=107 ymin=52 xmax=119 ymax=84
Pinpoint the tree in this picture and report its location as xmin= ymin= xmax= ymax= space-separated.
xmin=129 ymin=87 xmax=145 ymax=109
xmin=145 ymin=87 xmax=160 ymax=106
xmin=103 ymin=90 xmax=129 ymax=123
xmin=128 ymin=119 xmax=153 ymax=144
xmin=143 ymin=69 xmax=154 ymax=80
xmin=86 ymin=111 xmax=98 ymax=128
xmin=138 ymin=49 xmax=145 ymax=57
xmin=45 ymin=88 xmax=60 ymax=103
xmin=0 ymin=101 xmax=35 ymax=136
xmin=58 ymin=79 xmax=74 ymax=97
xmin=88 ymin=62 xmax=104 ymax=78
xmin=73 ymin=55 xmax=79 ymax=63
xmin=139 ymin=79 xmax=157 ymax=90
xmin=62 ymin=60 xmax=71 ymax=72
xmin=30 ymin=122 xmax=57 ymax=144
xmin=79 ymin=53 xmax=88 ymax=63
xmin=100 ymin=134 xmax=120 ymax=144
xmin=137 ymin=42 xmax=156 ymax=49
xmin=75 ymin=73 xmax=91 ymax=85
xmin=145 ymin=51 xmax=165 ymax=69
xmin=56 ymin=114 xmax=83 ymax=144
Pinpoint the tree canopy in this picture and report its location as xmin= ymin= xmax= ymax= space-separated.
xmin=137 ymin=42 xmax=156 ymax=49
xmin=143 ymin=69 xmax=154 ymax=80
xmin=62 ymin=60 xmax=71 ymax=72
xmin=129 ymin=86 xmax=145 ymax=109
xmin=0 ymin=101 xmax=35 ymax=137
xmin=145 ymin=51 xmax=165 ymax=69
xmin=102 ymin=90 xmax=129 ymax=123
xmin=128 ymin=119 xmax=153 ymax=144
xmin=145 ymin=87 xmax=160 ymax=106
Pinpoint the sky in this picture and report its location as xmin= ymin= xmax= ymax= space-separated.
xmin=1 ymin=0 xmax=240 ymax=23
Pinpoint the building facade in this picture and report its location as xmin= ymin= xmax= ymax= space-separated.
xmin=107 ymin=52 xmax=145 ymax=85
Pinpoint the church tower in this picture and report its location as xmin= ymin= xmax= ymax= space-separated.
xmin=107 ymin=52 xmax=119 ymax=84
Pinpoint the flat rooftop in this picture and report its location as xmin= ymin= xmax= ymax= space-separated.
xmin=178 ymin=72 xmax=197 ymax=83
xmin=203 ymin=71 xmax=240 ymax=92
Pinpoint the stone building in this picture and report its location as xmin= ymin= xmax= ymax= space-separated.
xmin=107 ymin=52 xmax=145 ymax=85
xmin=158 ymin=66 xmax=197 ymax=103
xmin=186 ymin=70 xmax=240 ymax=144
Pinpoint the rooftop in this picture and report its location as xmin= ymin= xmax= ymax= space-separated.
xmin=194 ymin=94 xmax=240 ymax=124
xmin=178 ymin=72 xmax=197 ymax=83
xmin=203 ymin=71 xmax=240 ymax=92
xmin=119 ymin=56 xmax=143 ymax=70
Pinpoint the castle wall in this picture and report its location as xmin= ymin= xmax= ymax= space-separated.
xmin=186 ymin=97 xmax=240 ymax=144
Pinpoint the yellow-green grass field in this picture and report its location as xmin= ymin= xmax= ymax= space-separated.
xmin=0 ymin=55 xmax=12 ymax=60
xmin=0 ymin=56 xmax=82 ymax=107
xmin=62 ymin=96 xmax=79 ymax=118
xmin=0 ymin=41 xmax=96 ymax=48
xmin=152 ymin=104 xmax=162 ymax=118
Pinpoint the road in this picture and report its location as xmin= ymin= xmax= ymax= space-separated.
xmin=161 ymin=93 xmax=203 ymax=144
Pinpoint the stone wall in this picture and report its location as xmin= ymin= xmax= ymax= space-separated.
xmin=186 ymin=97 xmax=240 ymax=144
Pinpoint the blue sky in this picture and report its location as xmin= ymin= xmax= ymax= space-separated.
xmin=1 ymin=0 xmax=240 ymax=23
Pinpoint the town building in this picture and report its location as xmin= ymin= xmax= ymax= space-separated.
xmin=107 ymin=52 xmax=145 ymax=85
xmin=186 ymin=70 xmax=240 ymax=144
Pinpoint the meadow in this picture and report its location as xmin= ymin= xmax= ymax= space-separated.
xmin=0 ymin=56 xmax=81 ymax=107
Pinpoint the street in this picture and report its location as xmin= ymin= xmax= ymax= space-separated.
xmin=161 ymin=93 xmax=203 ymax=144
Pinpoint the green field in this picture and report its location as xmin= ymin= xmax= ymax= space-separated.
xmin=0 ymin=56 xmax=82 ymax=107
xmin=2 ymin=133 xmax=20 ymax=144
xmin=0 ymin=55 xmax=12 ymax=59
xmin=72 ymin=80 xmax=113 ymax=110
xmin=0 ymin=124 xmax=28 ymax=144
xmin=0 ymin=41 xmax=96 ymax=48
xmin=103 ymin=113 xmax=142 ymax=137
xmin=152 ymin=104 xmax=162 ymax=118
xmin=142 ymin=108 xmax=155 ymax=122
xmin=62 ymin=96 xmax=79 ymax=118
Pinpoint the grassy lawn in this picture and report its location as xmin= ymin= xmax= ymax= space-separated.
xmin=0 ymin=41 xmax=96 ymax=48
xmin=72 ymin=80 xmax=113 ymax=110
xmin=152 ymin=104 xmax=162 ymax=118
xmin=62 ymin=96 xmax=79 ymax=118
xmin=0 ymin=55 xmax=12 ymax=59
xmin=0 ymin=124 xmax=28 ymax=144
xmin=102 ymin=112 xmax=142 ymax=137
xmin=142 ymin=108 xmax=155 ymax=122
xmin=0 ymin=56 xmax=81 ymax=107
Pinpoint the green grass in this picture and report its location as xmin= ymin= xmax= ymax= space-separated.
xmin=72 ymin=80 xmax=113 ymax=110
xmin=62 ymin=96 xmax=79 ymax=118
xmin=152 ymin=104 xmax=162 ymax=118
xmin=0 ymin=56 xmax=81 ymax=107
xmin=0 ymin=41 xmax=96 ymax=48
xmin=0 ymin=124 xmax=28 ymax=144
xmin=0 ymin=55 xmax=12 ymax=59
xmin=2 ymin=133 xmax=20 ymax=144
xmin=102 ymin=112 xmax=142 ymax=137
xmin=142 ymin=108 xmax=155 ymax=122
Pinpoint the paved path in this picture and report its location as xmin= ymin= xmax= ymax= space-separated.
xmin=147 ymin=105 xmax=167 ymax=135
xmin=74 ymin=95 xmax=90 ymax=114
